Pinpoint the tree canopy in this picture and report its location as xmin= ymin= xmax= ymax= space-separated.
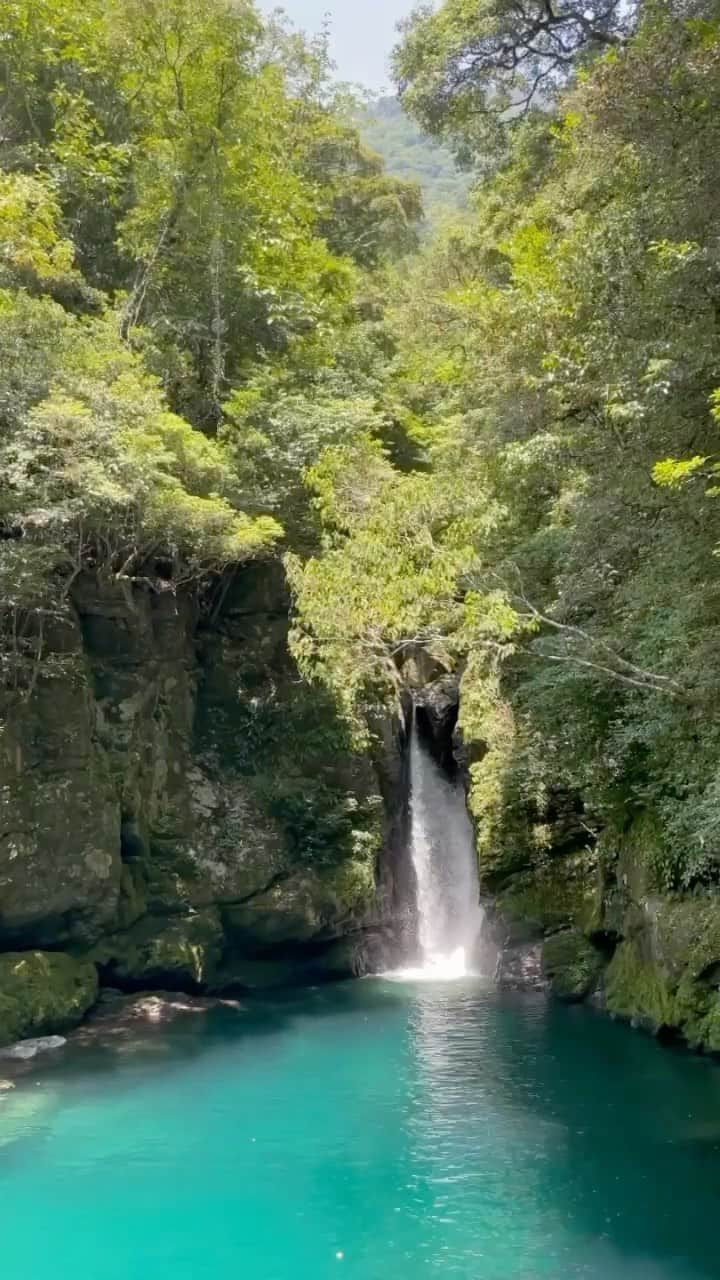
xmin=0 ymin=0 xmax=422 ymax=622
xmin=393 ymin=0 xmax=640 ymax=160
xmin=358 ymin=96 xmax=472 ymax=218
xmin=291 ymin=1 xmax=720 ymax=891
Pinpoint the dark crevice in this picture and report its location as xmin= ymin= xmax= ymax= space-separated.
xmin=120 ymin=815 xmax=146 ymax=862
xmin=415 ymin=699 xmax=460 ymax=777
xmin=95 ymin=964 xmax=205 ymax=996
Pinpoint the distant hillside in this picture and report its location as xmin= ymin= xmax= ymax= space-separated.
xmin=359 ymin=96 xmax=471 ymax=218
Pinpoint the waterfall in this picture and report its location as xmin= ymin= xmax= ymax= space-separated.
xmin=393 ymin=711 xmax=485 ymax=980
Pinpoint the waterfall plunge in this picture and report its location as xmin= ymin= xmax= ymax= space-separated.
xmin=392 ymin=711 xmax=486 ymax=981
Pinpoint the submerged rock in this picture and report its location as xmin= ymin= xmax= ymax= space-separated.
xmin=0 ymin=1035 xmax=67 ymax=1060
xmin=71 ymin=988 xmax=241 ymax=1039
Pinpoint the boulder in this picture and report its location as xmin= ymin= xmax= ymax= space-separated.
xmin=0 ymin=1036 xmax=66 ymax=1060
xmin=0 ymin=952 xmax=98 ymax=1047
xmin=91 ymin=909 xmax=224 ymax=990
xmin=222 ymin=862 xmax=376 ymax=951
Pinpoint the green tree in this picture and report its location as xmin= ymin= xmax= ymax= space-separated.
xmin=394 ymin=0 xmax=638 ymax=161
xmin=291 ymin=3 xmax=720 ymax=891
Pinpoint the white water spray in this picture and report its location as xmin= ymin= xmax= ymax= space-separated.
xmin=391 ymin=712 xmax=485 ymax=981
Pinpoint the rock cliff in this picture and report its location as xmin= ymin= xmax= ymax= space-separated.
xmin=0 ymin=562 xmax=407 ymax=1045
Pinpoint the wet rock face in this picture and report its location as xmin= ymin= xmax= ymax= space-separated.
xmin=542 ymin=930 xmax=604 ymax=1002
xmin=494 ymin=941 xmax=545 ymax=991
xmin=0 ymin=562 xmax=396 ymax=1011
xmin=414 ymin=675 xmax=460 ymax=774
xmin=484 ymin=799 xmax=720 ymax=1051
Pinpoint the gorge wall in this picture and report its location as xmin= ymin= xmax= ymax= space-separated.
xmin=0 ymin=562 xmax=409 ymax=1047
xmin=5 ymin=595 xmax=720 ymax=1064
xmin=416 ymin=675 xmax=720 ymax=1057
xmin=488 ymin=819 xmax=720 ymax=1055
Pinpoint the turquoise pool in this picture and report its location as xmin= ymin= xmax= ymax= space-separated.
xmin=1 ymin=979 xmax=719 ymax=1279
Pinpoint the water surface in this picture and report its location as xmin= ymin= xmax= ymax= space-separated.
xmin=2 ymin=980 xmax=720 ymax=1279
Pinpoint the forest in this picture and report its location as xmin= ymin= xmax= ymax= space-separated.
xmin=293 ymin=0 xmax=720 ymax=907
xmin=359 ymin=94 xmax=471 ymax=217
xmin=3 ymin=0 xmax=720 ymax=1042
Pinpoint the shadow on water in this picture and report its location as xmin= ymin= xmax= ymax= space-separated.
xmin=0 ymin=980 xmax=410 ymax=1161
xmin=407 ymin=982 xmax=720 ymax=1279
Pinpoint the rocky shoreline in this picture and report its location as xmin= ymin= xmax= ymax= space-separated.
xmin=0 ymin=989 xmax=246 ymax=1089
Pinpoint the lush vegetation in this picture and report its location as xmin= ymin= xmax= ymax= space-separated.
xmin=0 ymin=0 xmax=420 ymax=641
xmin=5 ymin=0 xmax=720 ymax=902
xmin=359 ymin=96 xmax=471 ymax=217
xmin=290 ymin=0 xmax=720 ymax=895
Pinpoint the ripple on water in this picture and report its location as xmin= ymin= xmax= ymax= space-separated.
xmin=0 ymin=981 xmax=718 ymax=1280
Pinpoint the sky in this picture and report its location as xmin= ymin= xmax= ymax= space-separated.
xmin=258 ymin=0 xmax=417 ymax=90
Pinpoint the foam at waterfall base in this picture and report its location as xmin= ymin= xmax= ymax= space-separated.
xmin=382 ymin=946 xmax=476 ymax=982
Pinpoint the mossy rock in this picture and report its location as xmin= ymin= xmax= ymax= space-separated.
xmin=474 ymin=820 xmax=533 ymax=889
xmin=114 ymin=863 xmax=147 ymax=932
xmin=604 ymin=940 xmax=675 ymax=1033
xmin=615 ymin=813 xmax=663 ymax=904
xmin=652 ymin=894 xmax=720 ymax=984
xmin=604 ymin=904 xmax=720 ymax=1050
xmin=666 ymin=979 xmax=720 ymax=1055
xmin=665 ymin=966 xmax=720 ymax=1054
xmin=494 ymin=851 xmax=600 ymax=939
xmin=696 ymin=1000 xmax=720 ymax=1054
xmin=542 ymin=930 xmax=604 ymax=1002
xmin=0 ymin=673 xmax=121 ymax=947
xmin=223 ymin=861 xmax=376 ymax=951
xmin=92 ymin=909 xmax=223 ymax=990
xmin=0 ymin=952 xmax=98 ymax=1048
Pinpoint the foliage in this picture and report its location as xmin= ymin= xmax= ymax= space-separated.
xmin=0 ymin=287 xmax=280 ymax=607
xmin=9 ymin=0 xmax=720 ymax=908
xmin=0 ymin=0 xmax=422 ymax=621
xmin=306 ymin=125 xmax=423 ymax=268
xmin=393 ymin=0 xmax=640 ymax=163
xmin=291 ymin=1 xmax=720 ymax=893
xmin=0 ymin=175 xmax=75 ymax=285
